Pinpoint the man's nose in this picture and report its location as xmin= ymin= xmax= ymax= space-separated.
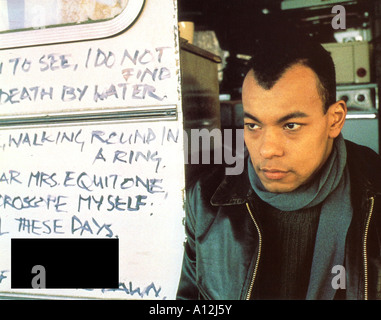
xmin=259 ymin=130 xmax=284 ymax=159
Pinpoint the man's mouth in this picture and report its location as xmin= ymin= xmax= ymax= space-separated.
xmin=260 ymin=168 xmax=289 ymax=180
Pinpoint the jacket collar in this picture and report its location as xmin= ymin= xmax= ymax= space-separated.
xmin=210 ymin=155 xmax=253 ymax=206
xmin=345 ymin=140 xmax=381 ymax=197
xmin=210 ymin=140 xmax=381 ymax=207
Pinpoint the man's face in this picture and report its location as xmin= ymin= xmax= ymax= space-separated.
xmin=242 ymin=64 xmax=339 ymax=193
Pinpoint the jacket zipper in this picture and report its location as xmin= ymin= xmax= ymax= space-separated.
xmin=245 ymin=202 xmax=262 ymax=300
xmin=363 ymin=196 xmax=375 ymax=300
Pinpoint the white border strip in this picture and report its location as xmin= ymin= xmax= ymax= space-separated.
xmin=346 ymin=113 xmax=377 ymax=119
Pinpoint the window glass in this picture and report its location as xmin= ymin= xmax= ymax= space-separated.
xmin=0 ymin=0 xmax=128 ymax=32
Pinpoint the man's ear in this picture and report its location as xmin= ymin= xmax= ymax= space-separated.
xmin=327 ymin=100 xmax=347 ymax=138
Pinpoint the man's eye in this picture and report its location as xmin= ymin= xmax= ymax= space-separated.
xmin=284 ymin=123 xmax=301 ymax=131
xmin=245 ymin=123 xmax=260 ymax=131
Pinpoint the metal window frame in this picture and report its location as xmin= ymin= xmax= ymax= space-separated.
xmin=0 ymin=0 xmax=145 ymax=49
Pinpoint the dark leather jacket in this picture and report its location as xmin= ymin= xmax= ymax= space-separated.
xmin=176 ymin=140 xmax=381 ymax=300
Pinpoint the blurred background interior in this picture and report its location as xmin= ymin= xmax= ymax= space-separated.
xmin=178 ymin=0 xmax=381 ymax=154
